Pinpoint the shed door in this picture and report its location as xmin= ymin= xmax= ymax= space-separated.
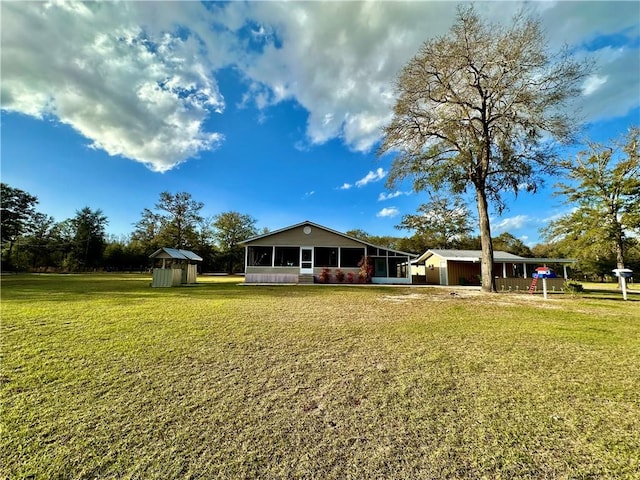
xmin=300 ymin=247 xmax=313 ymax=274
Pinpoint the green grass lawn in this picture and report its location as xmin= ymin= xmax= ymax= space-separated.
xmin=2 ymin=274 xmax=639 ymax=479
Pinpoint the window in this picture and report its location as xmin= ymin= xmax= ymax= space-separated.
xmin=373 ymin=257 xmax=387 ymax=277
xmin=247 ymin=246 xmax=272 ymax=266
xmin=274 ymin=247 xmax=299 ymax=267
xmin=315 ymin=247 xmax=338 ymax=267
xmin=341 ymin=247 xmax=365 ymax=268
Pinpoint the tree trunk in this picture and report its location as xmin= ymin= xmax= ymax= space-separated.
xmin=476 ymin=187 xmax=496 ymax=293
xmin=4 ymin=240 xmax=15 ymax=271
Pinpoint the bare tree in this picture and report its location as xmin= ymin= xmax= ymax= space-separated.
xmin=380 ymin=5 xmax=589 ymax=292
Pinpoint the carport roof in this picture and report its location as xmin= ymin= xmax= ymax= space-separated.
xmin=414 ymin=249 xmax=576 ymax=264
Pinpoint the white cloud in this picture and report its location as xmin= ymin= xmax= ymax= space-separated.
xmin=379 ymin=190 xmax=410 ymax=201
xmin=582 ymin=74 xmax=608 ymax=96
xmin=338 ymin=183 xmax=352 ymax=190
xmin=1 ymin=1 xmax=225 ymax=172
xmin=233 ymin=2 xmax=639 ymax=152
xmin=576 ymin=46 xmax=640 ymax=122
xmin=355 ymin=168 xmax=386 ymax=188
xmin=230 ymin=1 xmax=458 ymax=152
xmin=376 ymin=207 xmax=400 ymax=218
xmin=2 ymin=1 xmax=638 ymax=172
xmin=541 ymin=209 xmax=574 ymax=223
xmin=493 ymin=215 xmax=531 ymax=232
xmin=232 ymin=1 xmax=639 ymax=150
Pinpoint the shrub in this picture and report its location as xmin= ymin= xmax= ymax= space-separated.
xmin=358 ymin=256 xmax=373 ymax=283
xmin=346 ymin=272 xmax=355 ymax=283
xmin=563 ymin=280 xmax=584 ymax=294
xmin=335 ymin=269 xmax=345 ymax=283
xmin=319 ymin=268 xmax=331 ymax=284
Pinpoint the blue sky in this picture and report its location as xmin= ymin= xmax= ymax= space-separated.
xmin=2 ymin=1 xmax=639 ymax=246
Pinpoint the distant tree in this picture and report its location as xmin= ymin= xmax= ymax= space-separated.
xmin=131 ymin=208 xmax=163 ymax=253
xmin=15 ymin=212 xmax=57 ymax=270
xmin=132 ymin=192 xmax=204 ymax=252
xmin=379 ymin=5 xmax=589 ymax=292
xmin=548 ymin=128 xmax=640 ymax=274
xmin=456 ymin=235 xmax=482 ymax=251
xmin=395 ymin=234 xmax=432 ymax=255
xmin=345 ymin=229 xmax=406 ymax=251
xmin=345 ymin=229 xmax=371 ymax=242
xmin=68 ymin=207 xmax=108 ymax=270
xmin=0 ymin=183 xmax=38 ymax=269
xmin=396 ymin=195 xmax=474 ymax=249
xmin=194 ymin=216 xmax=218 ymax=272
xmin=492 ymin=232 xmax=533 ymax=257
xmin=103 ymin=235 xmax=148 ymax=272
xmin=531 ymin=241 xmax=566 ymax=260
xmin=212 ymin=212 xmax=258 ymax=273
xmin=156 ymin=191 xmax=204 ymax=249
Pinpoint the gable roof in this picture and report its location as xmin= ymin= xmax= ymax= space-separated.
xmin=149 ymin=247 xmax=203 ymax=262
xmin=415 ymin=249 xmax=576 ymax=264
xmin=240 ymin=220 xmax=417 ymax=257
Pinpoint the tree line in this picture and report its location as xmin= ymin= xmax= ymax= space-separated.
xmin=0 ymin=187 xmax=260 ymax=274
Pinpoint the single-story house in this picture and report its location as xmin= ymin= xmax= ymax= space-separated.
xmin=149 ymin=247 xmax=203 ymax=287
xmin=240 ymin=221 xmax=417 ymax=284
xmin=412 ymin=249 xmax=576 ymax=289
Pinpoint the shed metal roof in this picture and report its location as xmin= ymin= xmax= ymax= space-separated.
xmin=149 ymin=248 xmax=203 ymax=262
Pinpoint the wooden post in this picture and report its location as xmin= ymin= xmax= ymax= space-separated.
xmin=542 ymin=277 xmax=548 ymax=299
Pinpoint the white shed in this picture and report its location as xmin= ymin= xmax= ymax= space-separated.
xmin=149 ymin=248 xmax=203 ymax=287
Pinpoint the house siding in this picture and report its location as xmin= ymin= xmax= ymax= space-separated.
xmin=248 ymin=225 xmax=363 ymax=247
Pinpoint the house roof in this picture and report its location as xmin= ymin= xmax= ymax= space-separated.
xmin=240 ymin=220 xmax=417 ymax=257
xmin=149 ymin=247 xmax=203 ymax=262
xmin=414 ymin=249 xmax=576 ymax=264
